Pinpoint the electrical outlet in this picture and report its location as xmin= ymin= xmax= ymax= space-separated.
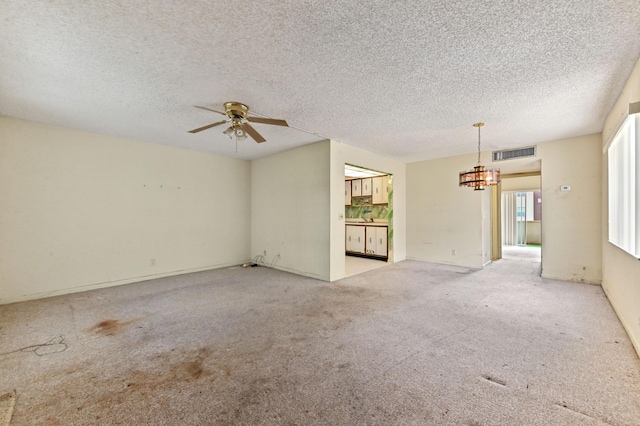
xmin=452 ymin=249 xmax=457 ymax=256
xmin=263 ymin=250 xmax=267 ymax=256
xmin=150 ymin=258 xmax=156 ymax=267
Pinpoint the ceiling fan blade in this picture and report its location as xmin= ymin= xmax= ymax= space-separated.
xmin=241 ymin=123 xmax=266 ymax=143
xmin=194 ymin=105 xmax=227 ymax=116
xmin=247 ymin=116 xmax=289 ymax=127
xmin=188 ymin=120 xmax=227 ymax=133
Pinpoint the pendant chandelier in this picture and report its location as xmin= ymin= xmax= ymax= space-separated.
xmin=459 ymin=122 xmax=501 ymax=190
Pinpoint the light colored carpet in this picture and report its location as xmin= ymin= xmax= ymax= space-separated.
xmin=0 ymin=390 xmax=16 ymax=426
xmin=0 ymin=258 xmax=638 ymax=425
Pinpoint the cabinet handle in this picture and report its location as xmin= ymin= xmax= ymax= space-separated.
xmin=379 ymin=238 xmax=382 ymax=244
xmin=348 ymin=236 xmax=351 ymax=241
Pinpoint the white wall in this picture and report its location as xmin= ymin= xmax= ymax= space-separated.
xmin=538 ymin=134 xmax=602 ymax=284
xmin=601 ymin=56 xmax=640 ymax=356
xmin=407 ymin=153 xmax=485 ymax=269
xmin=329 ymin=141 xmax=407 ymax=281
xmin=0 ymin=117 xmax=252 ymax=304
xmin=251 ymin=140 xmax=331 ymax=280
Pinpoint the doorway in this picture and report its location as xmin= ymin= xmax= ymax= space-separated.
xmin=492 ymin=172 xmax=542 ymax=268
xmin=501 ymin=190 xmax=542 ymax=262
xmin=344 ymin=164 xmax=393 ymax=277
xmin=502 ymin=191 xmax=542 ymax=245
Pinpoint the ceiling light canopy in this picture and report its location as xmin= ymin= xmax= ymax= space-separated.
xmin=459 ymin=122 xmax=501 ymax=191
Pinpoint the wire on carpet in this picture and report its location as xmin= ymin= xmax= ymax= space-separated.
xmin=0 ymin=334 xmax=68 ymax=357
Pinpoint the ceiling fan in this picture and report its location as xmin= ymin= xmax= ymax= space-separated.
xmin=188 ymin=101 xmax=288 ymax=143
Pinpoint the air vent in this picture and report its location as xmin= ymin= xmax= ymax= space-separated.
xmin=492 ymin=146 xmax=536 ymax=162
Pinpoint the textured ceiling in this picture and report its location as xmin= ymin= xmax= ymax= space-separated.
xmin=2 ymin=1 xmax=640 ymax=162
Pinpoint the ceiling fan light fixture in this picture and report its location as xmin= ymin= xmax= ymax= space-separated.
xmin=459 ymin=122 xmax=501 ymax=191
xmin=223 ymin=126 xmax=235 ymax=139
xmin=235 ymin=127 xmax=248 ymax=140
xmin=188 ymin=102 xmax=289 ymax=144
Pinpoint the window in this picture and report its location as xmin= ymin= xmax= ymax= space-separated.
xmin=608 ymin=111 xmax=640 ymax=258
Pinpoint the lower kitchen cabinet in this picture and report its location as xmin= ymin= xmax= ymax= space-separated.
xmin=346 ymin=225 xmax=387 ymax=260
xmin=366 ymin=226 xmax=388 ymax=257
xmin=346 ymin=225 xmax=365 ymax=254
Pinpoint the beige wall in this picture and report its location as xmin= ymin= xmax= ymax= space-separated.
xmin=538 ymin=134 xmax=602 ymax=284
xmin=501 ymin=175 xmax=541 ymax=192
xmin=526 ymin=222 xmax=542 ymax=244
xmin=0 ymin=117 xmax=252 ymax=304
xmin=601 ymin=56 xmax=640 ymax=356
xmin=251 ymin=140 xmax=332 ymax=280
xmin=407 ymin=153 xmax=485 ymax=269
xmin=330 ymin=141 xmax=407 ymax=281
xmin=481 ymin=188 xmax=492 ymax=266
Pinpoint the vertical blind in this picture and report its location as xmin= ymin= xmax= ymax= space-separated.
xmin=608 ymin=113 xmax=640 ymax=258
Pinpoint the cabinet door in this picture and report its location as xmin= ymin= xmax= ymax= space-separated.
xmin=354 ymin=226 xmax=365 ymax=253
xmin=366 ymin=226 xmax=377 ymax=254
xmin=361 ymin=178 xmax=372 ymax=196
xmin=376 ymin=227 xmax=388 ymax=256
xmin=381 ymin=177 xmax=389 ymax=203
xmin=346 ymin=225 xmax=354 ymax=252
xmin=351 ymin=179 xmax=362 ymax=196
xmin=345 ymin=180 xmax=352 ymax=205
xmin=372 ymin=176 xmax=388 ymax=204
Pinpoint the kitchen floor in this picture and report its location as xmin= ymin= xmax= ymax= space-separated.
xmin=345 ymin=255 xmax=387 ymax=277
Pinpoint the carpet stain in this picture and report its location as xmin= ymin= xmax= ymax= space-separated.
xmin=183 ymin=348 xmax=210 ymax=379
xmin=331 ymin=284 xmax=368 ymax=296
xmin=185 ymin=360 xmax=204 ymax=379
xmin=87 ymin=318 xmax=137 ymax=336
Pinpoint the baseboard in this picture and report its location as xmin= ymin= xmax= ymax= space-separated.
xmin=405 ymin=256 xmax=483 ymax=270
xmin=540 ymin=272 xmax=602 ymax=285
xmin=602 ymin=286 xmax=640 ymax=359
xmin=267 ymin=264 xmax=327 ymax=282
xmin=0 ymin=261 xmax=244 ymax=305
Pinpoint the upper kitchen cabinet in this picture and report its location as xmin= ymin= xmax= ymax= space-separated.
xmin=345 ymin=180 xmax=352 ymax=205
xmin=351 ymin=179 xmax=362 ymax=196
xmin=372 ymin=176 xmax=389 ymax=204
xmin=361 ymin=178 xmax=372 ymax=196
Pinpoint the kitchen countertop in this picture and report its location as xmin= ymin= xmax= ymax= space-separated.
xmin=345 ymin=220 xmax=388 ymax=226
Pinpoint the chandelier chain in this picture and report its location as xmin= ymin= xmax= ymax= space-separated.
xmin=477 ymin=124 xmax=481 ymax=165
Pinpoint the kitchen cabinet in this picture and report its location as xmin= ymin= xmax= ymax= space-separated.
xmin=372 ymin=176 xmax=389 ymax=204
xmin=345 ymin=180 xmax=352 ymax=205
xmin=366 ymin=226 xmax=388 ymax=257
xmin=361 ymin=178 xmax=372 ymax=196
xmin=351 ymin=179 xmax=362 ymax=196
xmin=346 ymin=225 xmax=365 ymax=254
